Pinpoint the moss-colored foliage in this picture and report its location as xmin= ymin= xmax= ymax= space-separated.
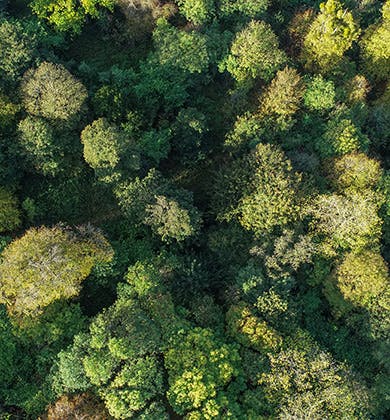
xmin=361 ymin=0 xmax=390 ymax=80
xmin=261 ymin=332 xmax=370 ymax=418
xmin=0 ymin=187 xmax=21 ymax=233
xmin=226 ymin=303 xmax=282 ymax=353
xmin=259 ymin=66 xmax=305 ymax=130
xmin=216 ymin=143 xmax=302 ymax=236
xmin=153 ymin=18 xmax=210 ymax=74
xmin=325 ymin=251 xmax=389 ymax=311
xmin=177 ymin=0 xmax=215 ymax=25
xmin=318 ymin=116 xmax=370 ymax=158
xmin=327 ymin=152 xmax=382 ymax=193
xmin=20 ymin=62 xmax=88 ymax=125
xmin=165 ymin=327 xmax=241 ymax=417
xmin=0 ymin=225 xmax=113 ymax=318
xmin=17 ymin=116 xmax=62 ymax=176
xmin=0 ymin=17 xmax=37 ymax=83
xmin=0 ymin=93 xmax=20 ymax=131
xmin=219 ymin=0 xmax=269 ymax=18
xmin=310 ymin=191 xmax=382 ymax=253
xmin=31 ymin=0 xmax=115 ymax=33
xmin=222 ymin=20 xmax=286 ymax=83
xmin=81 ymin=118 xmax=140 ymax=183
xmin=303 ymin=75 xmax=335 ymax=111
xmin=144 ymin=195 xmax=201 ymax=243
xmin=303 ymin=0 xmax=360 ymax=70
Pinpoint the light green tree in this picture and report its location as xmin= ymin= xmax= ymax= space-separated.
xmin=0 ymin=225 xmax=113 ymax=318
xmin=303 ymin=0 xmax=360 ymax=70
xmin=177 ymin=0 xmax=215 ymax=25
xmin=20 ymin=62 xmax=88 ymax=125
xmin=222 ymin=20 xmax=286 ymax=83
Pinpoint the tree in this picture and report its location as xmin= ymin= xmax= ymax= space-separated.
xmin=303 ymin=75 xmax=335 ymax=111
xmin=324 ymin=250 xmax=389 ymax=312
xmin=219 ymin=0 xmax=269 ymax=19
xmin=144 ymin=195 xmax=201 ymax=243
xmin=361 ymin=0 xmax=390 ymax=80
xmin=81 ymin=118 xmax=140 ymax=183
xmin=303 ymin=0 xmax=360 ymax=70
xmin=318 ymin=116 xmax=370 ymax=158
xmin=153 ymin=18 xmax=210 ymax=74
xmin=17 ymin=116 xmax=62 ymax=176
xmin=309 ymin=191 xmax=382 ymax=253
xmin=260 ymin=332 xmax=370 ymax=418
xmin=0 ymin=225 xmax=113 ymax=318
xmin=0 ymin=187 xmax=21 ymax=233
xmin=0 ymin=92 xmax=20 ymax=132
xmin=0 ymin=17 xmax=37 ymax=84
xmin=165 ymin=327 xmax=242 ymax=417
xmin=258 ymin=66 xmax=305 ymax=130
xmin=326 ymin=152 xmax=382 ymax=193
xmin=177 ymin=0 xmax=215 ymax=25
xmin=31 ymin=0 xmax=115 ymax=33
xmin=221 ymin=20 xmax=286 ymax=83
xmin=20 ymin=62 xmax=88 ymax=125
xmin=215 ymin=143 xmax=302 ymax=236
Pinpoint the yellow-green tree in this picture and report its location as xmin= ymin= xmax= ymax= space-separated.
xmin=0 ymin=225 xmax=113 ymax=318
xmin=303 ymin=0 xmax=360 ymax=70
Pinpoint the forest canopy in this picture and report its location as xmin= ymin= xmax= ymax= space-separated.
xmin=0 ymin=0 xmax=389 ymax=419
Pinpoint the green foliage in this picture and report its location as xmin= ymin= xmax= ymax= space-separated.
xmin=0 ymin=187 xmax=21 ymax=233
xmin=310 ymin=191 xmax=382 ymax=253
xmin=0 ymin=17 xmax=37 ymax=84
xmin=31 ymin=0 xmax=115 ymax=33
xmin=318 ymin=116 xmax=370 ymax=158
xmin=303 ymin=0 xmax=360 ymax=70
xmin=261 ymin=333 xmax=370 ymax=418
xmin=165 ymin=327 xmax=241 ymax=416
xmin=81 ymin=118 xmax=140 ymax=183
xmin=219 ymin=0 xmax=269 ymax=18
xmin=0 ymin=225 xmax=113 ymax=318
xmin=144 ymin=195 xmax=202 ymax=243
xmin=177 ymin=0 xmax=215 ymax=25
xmin=222 ymin=20 xmax=286 ymax=83
xmin=20 ymin=62 xmax=88 ymax=125
xmin=153 ymin=18 xmax=210 ymax=74
xmin=361 ymin=0 xmax=390 ymax=80
xmin=303 ymin=75 xmax=335 ymax=111
xmin=216 ymin=143 xmax=302 ymax=236
xmin=324 ymin=250 xmax=389 ymax=311
xmin=17 ymin=116 xmax=62 ymax=176
xmin=0 ymin=93 xmax=20 ymax=132
xmin=226 ymin=302 xmax=282 ymax=352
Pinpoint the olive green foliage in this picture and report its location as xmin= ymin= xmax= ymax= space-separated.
xmin=259 ymin=66 xmax=305 ymax=129
xmin=144 ymin=195 xmax=201 ymax=242
xmin=0 ymin=187 xmax=21 ymax=232
xmin=31 ymin=0 xmax=115 ymax=33
xmin=318 ymin=116 xmax=370 ymax=157
xmin=177 ymin=0 xmax=215 ymax=25
xmin=165 ymin=327 xmax=241 ymax=417
xmin=81 ymin=118 xmax=140 ymax=183
xmin=222 ymin=20 xmax=287 ymax=83
xmin=261 ymin=333 xmax=370 ymax=418
xmin=0 ymin=93 xmax=20 ymax=131
xmin=325 ymin=251 xmax=389 ymax=310
xmin=0 ymin=18 xmax=37 ymax=83
xmin=20 ymin=62 xmax=88 ymax=125
xmin=310 ymin=192 xmax=382 ymax=253
xmin=303 ymin=0 xmax=360 ymax=70
xmin=18 ymin=116 xmax=62 ymax=176
xmin=219 ymin=0 xmax=269 ymax=18
xmin=303 ymin=75 xmax=335 ymax=111
xmin=0 ymin=225 xmax=113 ymax=318
xmin=361 ymin=0 xmax=390 ymax=80
xmin=216 ymin=143 xmax=302 ymax=235
xmin=153 ymin=18 xmax=210 ymax=74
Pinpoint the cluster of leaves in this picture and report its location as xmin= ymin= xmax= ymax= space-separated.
xmin=0 ymin=0 xmax=389 ymax=418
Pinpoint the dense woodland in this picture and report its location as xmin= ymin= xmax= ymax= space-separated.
xmin=0 ymin=0 xmax=389 ymax=418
